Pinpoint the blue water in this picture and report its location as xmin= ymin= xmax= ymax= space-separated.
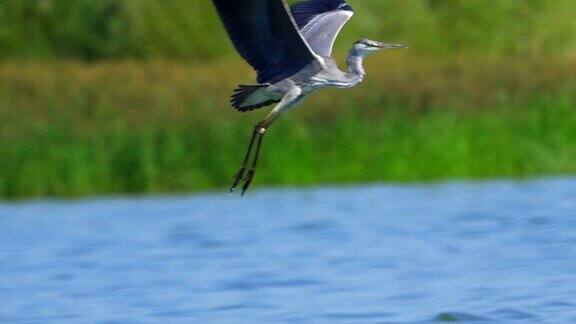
xmin=1 ymin=177 xmax=576 ymax=323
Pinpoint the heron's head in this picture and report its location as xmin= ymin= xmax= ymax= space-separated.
xmin=352 ymin=39 xmax=406 ymax=56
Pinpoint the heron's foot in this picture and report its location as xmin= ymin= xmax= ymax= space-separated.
xmin=230 ymin=167 xmax=246 ymax=192
xmin=241 ymin=170 xmax=256 ymax=196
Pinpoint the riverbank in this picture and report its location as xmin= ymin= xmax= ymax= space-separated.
xmin=0 ymin=56 xmax=574 ymax=199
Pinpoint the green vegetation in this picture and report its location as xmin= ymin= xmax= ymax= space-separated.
xmin=0 ymin=57 xmax=574 ymax=199
xmin=1 ymin=0 xmax=575 ymax=60
xmin=0 ymin=1 xmax=575 ymax=199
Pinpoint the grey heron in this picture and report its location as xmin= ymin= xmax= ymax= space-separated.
xmin=211 ymin=0 xmax=405 ymax=195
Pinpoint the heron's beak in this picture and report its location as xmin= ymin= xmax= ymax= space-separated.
xmin=375 ymin=42 xmax=406 ymax=49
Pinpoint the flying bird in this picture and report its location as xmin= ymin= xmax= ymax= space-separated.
xmin=211 ymin=0 xmax=405 ymax=195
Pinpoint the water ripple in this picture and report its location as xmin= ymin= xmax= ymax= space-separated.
xmin=1 ymin=177 xmax=575 ymax=322
xmin=431 ymin=312 xmax=495 ymax=322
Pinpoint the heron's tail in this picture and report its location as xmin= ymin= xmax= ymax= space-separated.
xmin=231 ymin=85 xmax=280 ymax=113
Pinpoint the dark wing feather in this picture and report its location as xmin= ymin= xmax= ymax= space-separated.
xmin=212 ymin=0 xmax=321 ymax=84
xmin=291 ymin=0 xmax=354 ymax=57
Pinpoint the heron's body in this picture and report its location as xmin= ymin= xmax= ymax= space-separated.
xmin=211 ymin=0 xmax=405 ymax=194
xmin=236 ymin=56 xmax=363 ymax=113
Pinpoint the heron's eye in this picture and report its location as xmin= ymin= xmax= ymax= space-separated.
xmin=338 ymin=3 xmax=352 ymax=11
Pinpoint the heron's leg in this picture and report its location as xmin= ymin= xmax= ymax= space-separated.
xmin=230 ymin=126 xmax=260 ymax=192
xmin=240 ymin=113 xmax=281 ymax=196
xmin=236 ymin=87 xmax=304 ymax=195
xmin=241 ymin=129 xmax=265 ymax=196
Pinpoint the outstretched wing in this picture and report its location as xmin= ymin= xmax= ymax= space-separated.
xmin=212 ymin=0 xmax=322 ymax=84
xmin=291 ymin=0 xmax=354 ymax=57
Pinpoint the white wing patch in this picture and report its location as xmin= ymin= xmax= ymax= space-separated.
xmin=300 ymin=10 xmax=353 ymax=58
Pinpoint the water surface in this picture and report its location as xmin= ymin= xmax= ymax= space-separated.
xmin=1 ymin=178 xmax=576 ymax=323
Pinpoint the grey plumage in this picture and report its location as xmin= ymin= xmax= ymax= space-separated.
xmin=211 ymin=0 xmax=405 ymax=194
xmin=231 ymin=85 xmax=281 ymax=112
xmin=296 ymin=5 xmax=354 ymax=57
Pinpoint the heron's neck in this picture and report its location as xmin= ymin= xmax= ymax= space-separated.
xmin=345 ymin=50 xmax=366 ymax=85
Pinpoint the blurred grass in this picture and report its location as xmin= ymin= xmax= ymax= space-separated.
xmin=1 ymin=0 xmax=575 ymax=60
xmin=1 ymin=0 xmax=576 ymax=199
xmin=0 ymin=55 xmax=575 ymax=199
